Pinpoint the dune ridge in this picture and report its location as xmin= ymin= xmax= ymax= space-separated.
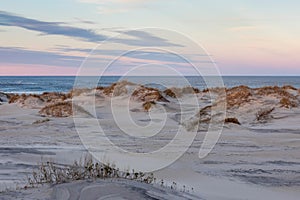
xmin=2 ymin=82 xmax=299 ymax=123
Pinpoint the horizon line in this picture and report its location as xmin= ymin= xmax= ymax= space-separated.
xmin=0 ymin=75 xmax=300 ymax=77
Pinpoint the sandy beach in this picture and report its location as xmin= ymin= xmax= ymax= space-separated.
xmin=0 ymin=82 xmax=300 ymax=199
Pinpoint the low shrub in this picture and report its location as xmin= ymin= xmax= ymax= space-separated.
xmin=256 ymin=107 xmax=275 ymax=122
xmin=280 ymin=97 xmax=298 ymax=108
xmin=26 ymin=156 xmax=155 ymax=188
xmin=225 ymin=117 xmax=241 ymax=125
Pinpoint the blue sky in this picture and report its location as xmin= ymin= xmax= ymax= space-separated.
xmin=0 ymin=0 xmax=299 ymax=75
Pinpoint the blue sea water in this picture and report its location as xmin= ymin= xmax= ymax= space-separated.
xmin=0 ymin=76 xmax=299 ymax=94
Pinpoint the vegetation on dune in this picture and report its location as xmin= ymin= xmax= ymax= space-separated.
xmin=280 ymin=97 xmax=298 ymax=108
xmin=132 ymin=86 xmax=169 ymax=102
xmin=143 ymin=101 xmax=156 ymax=112
xmin=32 ymin=118 xmax=50 ymax=125
xmin=39 ymin=102 xmax=73 ymax=117
xmin=254 ymin=85 xmax=299 ymax=109
xmin=226 ymin=85 xmax=252 ymax=108
xmin=164 ymin=88 xmax=177 ymax=98
xmin=40 ymin=92 xmax=70 ymax=102
xmin=182 ymin=105 xmax=212 ymax=131
xmin=4 ymin=82 xmax=300 ymax=117
xmin=96 ymin=86 xmax=105 ymax=90
xmin=164 ymin=87 xmax=200 ymax=98
xmin=26 ymin=156 xmax=155 ymax=189
xmin=202 ymin=87 xmax=226 ymax=94
xmin=225 ymin=85 xmax=299 ymax=109
xmin=256 ymin=107 xmax=275 ymax=122
xmin=281 ymin=85 xmax=297 ymax=91
xmin=39 ymin=101 xmax=92 ymax=117
xmin=255 ymin=86 xmax=293 ymax=98
xmin=68 ymin=88 xmax=93 ymax=98
xmin=25 ymin=156 xmax=194 ymax=194
xmin=9 ymin=94 xmax=24 ymax=104
xmin=102 ymin=80 xmax=135 ymax=96
xmin=225 ymin=117 xmax=241 ymax=125
xmin=8 ymin=93 xmax=70 ymax=105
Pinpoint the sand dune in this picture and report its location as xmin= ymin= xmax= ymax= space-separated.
xmin=0 ymin=82 xmax=300 ymax=199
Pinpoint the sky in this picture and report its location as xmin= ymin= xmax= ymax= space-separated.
xmin=0 ymin=0 xmax=299 ymax=76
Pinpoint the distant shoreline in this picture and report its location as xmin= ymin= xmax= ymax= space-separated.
xmin=1 ymin=76 xmax=300 ymax=94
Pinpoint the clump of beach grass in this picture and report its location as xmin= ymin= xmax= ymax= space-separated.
xmin=143 ymin=101 xmax=156 ymax=112
xmin=25 ymin=155 xmax=155 ymax=189
xmin=164 ymin=87 xmax=200 ymax=98
xmin=225 ymin=117 xmax=241 ymax=125
xmin=255 ymin=107 xmax=275 ymax=122
xmin=32 ymin=118 xmax=50 ymax=125
xmin=280 ymin=97 xmax=298 ymax=108
xmin=39 ymin=101 xmax=93 ymax=118
xmin=24 ymin=156 xmax=194 ymax=195
xmin=226 ymin=85 xmax=252 ymax=108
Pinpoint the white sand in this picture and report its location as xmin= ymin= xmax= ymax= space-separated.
xmin=0 ymin=85 xmax=300 ymax=199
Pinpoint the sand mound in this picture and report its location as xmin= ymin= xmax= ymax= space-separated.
xmin=8 ymin=92 xmax=71 ymax=109
xmin=103 ymin=80 xmax=135 ymax=96
xmin=182 ymin=105 xmax=212 ymax=131
xmin=39 ymin=102 xmax=73 ymax=117
xmin=164 ymin=87 xmax=200 ymax=98
xmin=1 ymin=179 xmax=198 ymax=200
xmin=132 ymin=86 xmax=168 ymax=102
xmin=68 ymin=88 xmax=95 ymax=97
xmin=39 ymin=101 xmax=92 ymax=117
xmin=9 ymin=94 xmax=45 ymax=109
xmin=280 ymin=97 xmax=298 ymax=108
xmin=254 ymin=86 xmax=298 ymax=108
xmin=223 ymin=85 xmax=299 ymax=109
xmin=226 ymin=86 xmax=252 ymax=108
xmin=255 ymin=86 xmax=292 ymax=97
xmin=282 ymin=85 xmax=297 ymax=91
xmin=22 ymin=96 xmax=45 ymax=109
xmin=8 ymin=94 xmax=24 ymax=104
xmin=102 ymin=81 xmax=168 ymax=102
xmin=40 ymin=92 xmax=70 ymax=102
xmin=164 ymin=88 xmax=177 ymax=98
xmin=203 ymin=87 xmax=226 ymax=94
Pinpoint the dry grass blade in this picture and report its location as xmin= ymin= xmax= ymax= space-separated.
xmin=26 ymin=156 xmax=155 ymax=189
xmin=256 ymin=107 xmax=275 ymax=122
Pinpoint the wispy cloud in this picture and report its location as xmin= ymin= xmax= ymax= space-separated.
xmin=55 ymin=46 xmax=207 ymax=64
xmin=0 ymin=46 xmax=197 ymax=69
xmin=0 ymin=47 xmax=84 ymax=67
xmin=73 ymin=18 xmax=96 ymax=25
xmin=113 ymin=30 xmax=183 ymax=47
xmin=0 ymin=11 xmax=179 ymax=47
xmin=0 ymin=11 xmax=106 ymax=42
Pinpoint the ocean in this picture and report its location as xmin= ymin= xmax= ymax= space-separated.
xmin=0 ymin=76 xmax=299 ymax=94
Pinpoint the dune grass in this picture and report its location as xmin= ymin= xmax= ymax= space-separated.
xmin=26 ymin=155 xmax=155 ymax=189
